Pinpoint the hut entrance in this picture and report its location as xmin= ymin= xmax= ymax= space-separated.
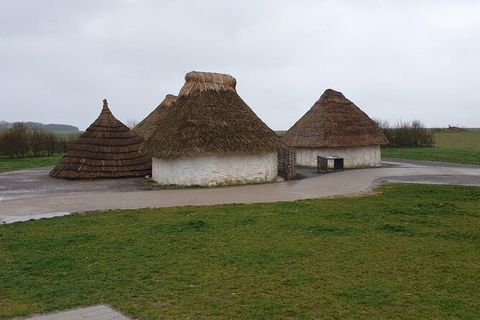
xmin=278 ymin=149 xmax=297 ymax=180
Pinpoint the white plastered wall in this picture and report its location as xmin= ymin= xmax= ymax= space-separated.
xmin=152 ymin=153 xmax=278 ymax=186
xmin=295 ymin=145 xmax=382 ymax=168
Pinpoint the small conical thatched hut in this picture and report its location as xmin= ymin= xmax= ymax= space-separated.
xmin=283 ymin=89 xmax=388 ymax=168
xmin=133 ymin=94 xmax=177 ymax=141
xmin=141 ymin=71 xmax=284 ymax=186
xmin=49 ymin=99 xmax=152 ymax=179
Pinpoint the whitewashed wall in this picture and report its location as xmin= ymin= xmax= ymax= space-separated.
xmin=295 ymin=145 xmax=382 ymax=168
xmin=152 ymin=153 xmax=278 ymax=186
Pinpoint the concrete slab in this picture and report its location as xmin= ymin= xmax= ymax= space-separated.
xmin=14 ymin=305 xmax=130 ymax=320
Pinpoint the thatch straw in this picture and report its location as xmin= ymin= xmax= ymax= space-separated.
xmin=141 ymin=71 xmax=284 ymax=158
xmin=133 ymin=94 xmax=177 ymax=141
xmin=49 ymin=99 xmax=152 ymax=179
xmin=179 ymin=71 xmax=237 ymax=96
xmin=283 ymin=89 xmax=389 ymax=147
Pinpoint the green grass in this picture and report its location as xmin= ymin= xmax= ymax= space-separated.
xmin=0 ymin=154 xmax=63 ymax=173
xmin=55 ymin=131 xmax=83 ymax=138
xmin=382 ymin=131 xmax=480 ymax=165
xmin=1 ymin=184 xmax=479 ymax=319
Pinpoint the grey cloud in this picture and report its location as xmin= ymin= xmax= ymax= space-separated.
xmin=1 ymin=0 xmax=479 ymax=130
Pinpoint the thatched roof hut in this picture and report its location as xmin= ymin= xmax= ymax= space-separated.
xmin=284 ymin=89 xmax=388 ymax=148
xmin=283 ymin=89 xmax=388 ymax=168
xmin=49 ymin=99 xmax=151 ymax=179
xmin=142 ymin=71 xmax=284 ymax=158
xmin=133 ymin=94 xmax=177 ymax=141
xmin=142 ymin=71 xmax=284 ymax=186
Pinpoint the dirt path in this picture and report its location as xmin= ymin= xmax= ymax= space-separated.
xmin=1 ymin=158 xmax=479 ymax=223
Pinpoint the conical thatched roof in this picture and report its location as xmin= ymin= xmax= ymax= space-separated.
xmin=50 ymin=99 xmax=152 ymax=179
xmin=283 ymin=89 xmax=388 ymax=147
xmin=133 ymin=94 xmax=177 ymax=141
xmin=141 ymin=71 xmax=284 ymax=158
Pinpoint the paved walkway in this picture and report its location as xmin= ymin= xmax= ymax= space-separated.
xmin=1 ymin=158 xmax=479 ymax=224
xmin=15 ymin=305 xmax=129 ymax=320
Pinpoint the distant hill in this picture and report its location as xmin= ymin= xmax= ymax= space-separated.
xmin=0 ymin=121 xmax=79 ymax=132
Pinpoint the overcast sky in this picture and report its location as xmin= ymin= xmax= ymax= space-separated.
xmin=1 ymin=0 xmax=479 ymax=130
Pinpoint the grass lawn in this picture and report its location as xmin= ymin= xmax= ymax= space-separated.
xmin=1 ymin=184 xmax=479 ymax=319
xmin=382 ymin=131 xmax=480 ymax=165
xmin=0 ymin=154 xmax=63 ymax=174
xmin=54 ymin=131 xmax=83 ymax=137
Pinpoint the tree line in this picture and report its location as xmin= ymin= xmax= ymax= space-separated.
xmin=0 ymin=120 xmax=79 ymax=132
xmin=0 ymin=123 xmax=79 ymax=158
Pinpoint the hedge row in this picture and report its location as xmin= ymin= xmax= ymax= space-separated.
xmin=375 ymin=119 xmax=435 ymax=147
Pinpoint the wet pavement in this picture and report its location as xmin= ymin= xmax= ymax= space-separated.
xmin=376 ymin=174 xmax=480 ymax=187
xmin=0 ymin=165 xmax=321 ymax=203
xmin=377 ymin=158 xmax=480 ymax=186
xmin=0 ymin=168 xmax=155 ymax=202
xmin=381 ymin=157 xmax=480 ymax=169
xmin=0 ymin=158 xmax=479 ymax=224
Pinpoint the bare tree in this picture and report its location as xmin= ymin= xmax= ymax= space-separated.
xmin=126 ymin=118 xmax=139 ymax=130
xmin=375 ymin=119 xmax=435 ymax=147
xmin=57 ymin=134 xmax=80 ymax=153
xmin=1 ymin=122 xmax=30 ymax=158
xmin=45 ymin=132 xmax=58 ymax=156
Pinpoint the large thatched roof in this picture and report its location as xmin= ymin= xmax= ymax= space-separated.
xmin=133 ymin=94 xmax=177 ymax=141
xmin=141 ymin=71 xmax=284 ymax=158
xmin=50 ymin=99 xmax=151 ymax=179
xmin=283 ymin=89 xmax=388 ymax=148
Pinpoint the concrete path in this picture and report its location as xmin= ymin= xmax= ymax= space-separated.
xmin=1 ymin=158 xmax=479 ymax=224
xmin=15 ymin=305 xmax=130 ymax=320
